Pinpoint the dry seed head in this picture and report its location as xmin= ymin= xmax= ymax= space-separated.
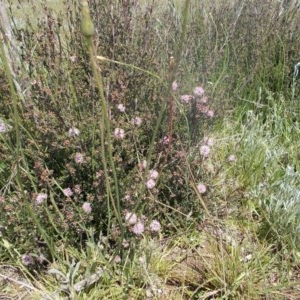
xmin=168 ymin=56 xmax=175 ymax=82
xmin=81 ymin=0 xmax=95 ymax=37
xmin=169 ymin=56 xmax=175 ymax=70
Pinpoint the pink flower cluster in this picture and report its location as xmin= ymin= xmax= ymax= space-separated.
xmin=179 ymin=85 xmax=214 ymax=118
xmin=196 ymin=137 xmax=215 ymax=195
xmin=181 ymin=94 xmax=193 ymax=104
xmin=125 ymin=211 xmax=161 ymax=235
xmin=146 ymin=169 xmax=159 ymax=190
xmin=194 ymin=86 xmax=214 ymax=118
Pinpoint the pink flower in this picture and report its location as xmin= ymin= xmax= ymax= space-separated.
xmin=194 ymin=86 xmax=205 ymax=97
xmin=21 ymin=254 xmax=34 ymax=266
xmin=117 ymin=104 xmax=125 ymax=112
xmin=146 ymin=179 xmax=156 ymax=189
xmin=180 ymin=94 xmax=193 ymax=104
xmin=63 ymin=188 xmax=73 ymax=197
xmin=114 ymin=128 xmax=125 ymax=139
xmin=36 ymin=193 xmax=47 ymax=204
xmin=125 ymin=212 xmax=138 ymax=225
xmin=206 ymin=110 xmax=214 ymax=118
xmin=200 ymin=145 xmax=210 ymax=157
xmin=132 ymin=221 xmax=145 ymax=235
xmin=0 ymin=120 xmax=10 ymax=133
xmin=228 ymin=154 xmax=237 ymax=162
xmin=68 ymin=127 xmax=80 ymax=137
xmin=132 ymin=116 xmax=142 ymax=126
xmin=149 ymin=220 xmax=161 ymax=232
xmin=149 ymin=169 xmax=159 ymax=180
xmin=82 ymin=202 xmax=92 ymax=213
xmin=74 ymin=152 xmax=84 ymax=164
xmin=197 ymin=183 xmax=207 ymax=194
xmin=172 ymin=81 xmax=178 ymax=91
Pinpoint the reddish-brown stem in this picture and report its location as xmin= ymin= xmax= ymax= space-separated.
xmin=167 ymin=94 xmax=174 ymax=155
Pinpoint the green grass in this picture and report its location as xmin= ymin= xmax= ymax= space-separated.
xmin=2 ymin=0 xmax=300 ymax=299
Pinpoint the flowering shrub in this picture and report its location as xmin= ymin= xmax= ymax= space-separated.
xmin=0 ymin=0 xmax=220 ymax=263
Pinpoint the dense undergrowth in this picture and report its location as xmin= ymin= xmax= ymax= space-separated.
xmin=1 ymin=0 xmax=300 ymax=298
